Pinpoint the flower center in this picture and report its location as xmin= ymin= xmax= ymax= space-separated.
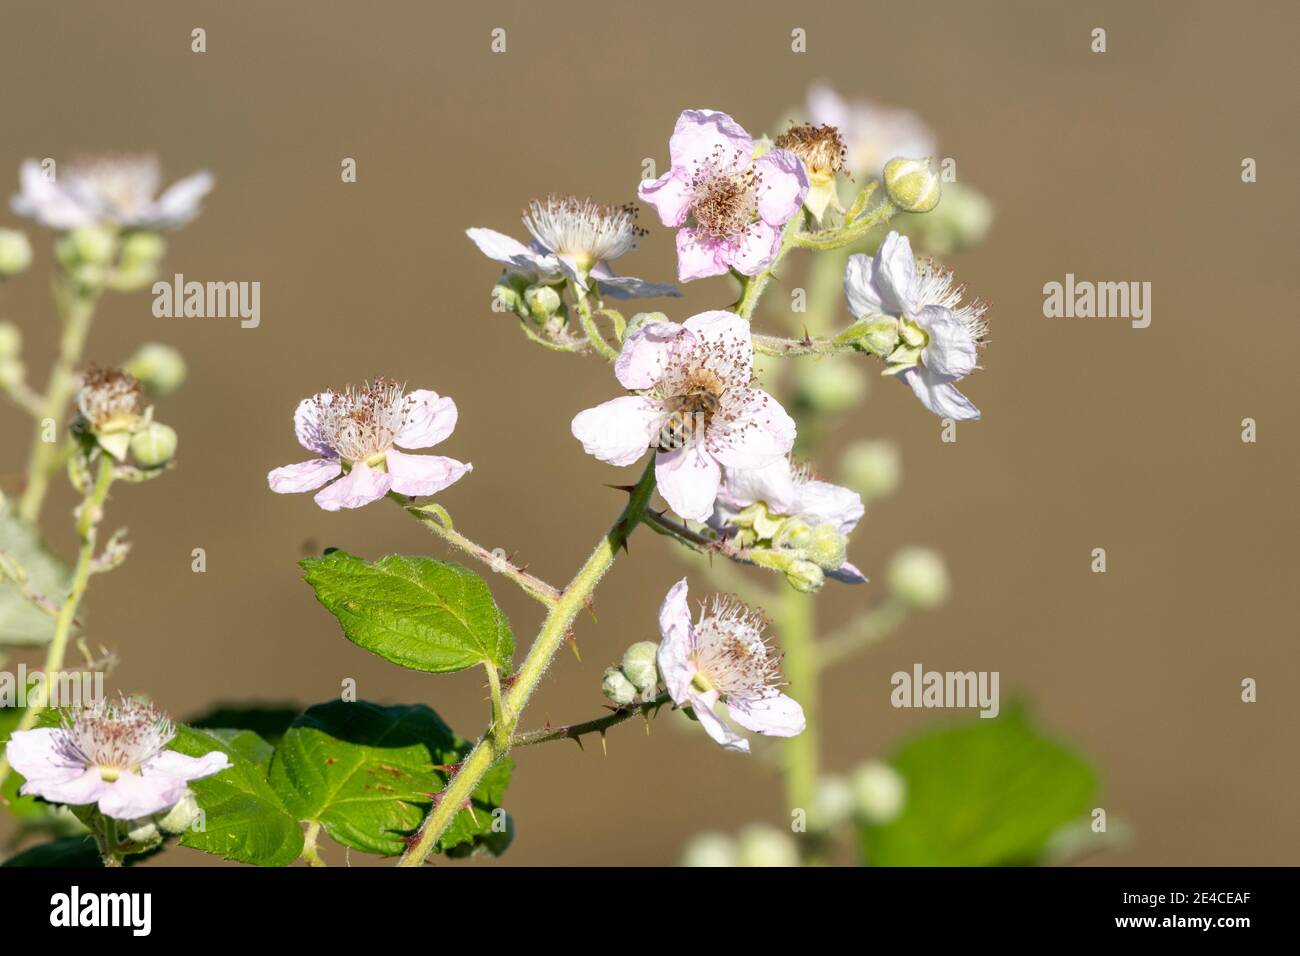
xmin=774 ymin=123 xmax=846 ymax=184
xmin=57 ymin=698 xmax=174 ymax=778
xmin=76 ymin=366 xmax=146 ymax=433
xmin=522 ymin=195 xmax=646 ymax=268
xmin=689 ymin=146 xmax=760 ymax=241
xmin=691 ymin=597 xmax=782 ymax=701
xmin=70 ymin=157 xmax=160 ymax=216
xmin=313 ymin=379 xmax=412 ymax=463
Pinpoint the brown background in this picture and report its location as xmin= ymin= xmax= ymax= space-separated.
xmin=1 ymin=0 xmax=1296 ymax=866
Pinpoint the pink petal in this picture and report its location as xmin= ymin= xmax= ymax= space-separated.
xmin=681 ymin=309 xmax=754 ymax=379
xmin=709 ymin=389 xmax=796 ymax=470
xmin=21 ymin=767 xmax=110 ymax=807
xmin=154 ymin=170 xmax=214 ymax=226
xmin=727 ymin=220 xmax=782 ymax=276
xmin=4 ymin=728 xmax=80 ymax=781
xmin=727 ymin=692 xmax=806 ymax=738
xmin=689 ymin=691 xmax=750 ymax=753
xmin=615 ymin=320 xmax=684 ymax=390
xmin=637 ymin=169 xmax=694 ymax=228
xmin=143 ymin=750 xmax=231 ymax=783
xmin=386 ymin=449 xmax=471 ymax=496
xmin=571 ymin=396 xmax=665 ymax=467
xmin=294 ymin=396 xmax=335 ymax=455
xmin=675 ymin=228 xmax=729 ymax=282
xmin=754 ymin=149 xmax=809 ymax=225
xmin=668 ymin=109 xmax=753 ymax=171
xmin=312 ymin=461 xmax=392 ymax=511
xmin=655 ymin=443 xmax=722 ymax=522
xmin=656 ymin=578 xmax=696 ymax=703
xmin=268 ymin=458 xmax=342 ymax=494
xmin=395 ymin=390 xmax=457 ymax=449
xmin=97 ymin=771 xmax=189 ymax=820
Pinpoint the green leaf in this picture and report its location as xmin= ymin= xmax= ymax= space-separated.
xmin=268 ymin=700 xmax=512 ymax=857
xmin=0 ymin=706 xmax=46 ymax=820
xmin=172 ymin=725 xmax=304 ymax=867
xmin=186 ymin=703 xmax=301 ymax=747
xmin=300 ymin=551 xmax=513 ymax=674
xmin=0 ymin=506 xmax=73 ymax=647
xmin=861 ymin=704 xmax=1097 ymax=866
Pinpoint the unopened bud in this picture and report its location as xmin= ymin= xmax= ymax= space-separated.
xmin=888 ymin=547 xmax=949 ymax=609
xmin=0 ymin=322 xmax=21 ymax=360
xmin=124 ymin=343 xmax=187 ymax=395
xmin=601 ymin=666 xmax=637 ymax=706
xmin=0 ymin=229 xmax=33 ymax=277
xmin=524 ymin=283 xmax=562 ymax=319
xmin=883 ymin=157 xmax=941 ymax=214
xmin=812 ymin=775 xmax=855 ymax=830
xmin=155 ymin=792 xmax=199 ymax=835
xmin=785 ymin=559 xmax=825 ymax=593
xmin=681 ymin=832 xmax=737 ymax=867
xmin=620 ymin=641 xmax=659 ymax=694
xmin=841 ymin=439 xmax=901 ymax=500
xmin=129 ymin=422 xmax=178 ymax=468
xmin=118 ymin=231 xmax=167 ymax=269
xmin=68 ymin=225 xmax=119 ymax=266
xmin=806 ymin=523 xmax=848 ymax=571
xmin=735 ymin=825 xmax=799 ymax=867
xmin=851 ymin=760 xmax=906 ymax=824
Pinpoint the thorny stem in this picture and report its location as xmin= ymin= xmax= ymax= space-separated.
xmin=511 ymin=691 xmax=671 ymax=749
xmin=18 ymin=284 xmax=100 ymax=525
xmin=396 ymin=456 xmax=658 ymax=867
xmin=396 ymin=496 xmax=561 ymax=607
xmin=0 ymin=453 xmax=114 ymax=795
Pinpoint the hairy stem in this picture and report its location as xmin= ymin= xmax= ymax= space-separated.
xmin=778 ymin=586 xmax=819 ymax=819
xmin=573 ymin=283 xmax=619 ymax=361
xmin=396 ymin=457 xmax=658 ymax=866
xmin=511 ymin=691 xmax=670 ymax=749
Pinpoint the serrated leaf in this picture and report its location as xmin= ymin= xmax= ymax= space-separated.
xmin=172 ymin=725 xmax=304 ymax=867
xmin=861 ymin=704 xmax=1097 ymax=866
xmin=300 ymin=551 xmax=513 ymax=674
xmin=268 ymin=700 xmax=512 ymax=857
xmin=0 ymin=506 xmax=73 ymax=647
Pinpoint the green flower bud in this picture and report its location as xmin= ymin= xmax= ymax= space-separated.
xmin=624 ymin=312 xmax=668 ymax=337
xmin=155 ymin=792 xmax=200 ymax=835
xmin=735 ymin=824 xmax=799 ymax=867
xmin=883 ymin=157 xmax=941 ymax=214
xmin=841 ymin=439 xmax=901 ymax=500
xmin=795 ymin=357 xmax=865 ymax=413
xmin=601 ymin=666 xmax=637 ymax=706
xmin=680 ymin=832 xmax=738 ymax=867
xmin=118 ymin=231 xmax=167 ymax=269
xmin=0 ymin=321 xmax=21 ymax=360
xmin=851 ymin=761 xmax=906 ymax=824
xmin=524 ymin=283 xmax=562 ymax=320
xmin=106 ymin=260 xmax=159 ymax=293
xmin=69 ymin=225 xmax=119 ymax=266
xmin=0 ymin=229 xmax=33 ymax=278
xmin=492 ymin=274 xmax=528 ymax=316
xmin=773 ymin=516 xmax=814 ymax=551
xmin=812 ymin=775 xmax=855 ymax=830
xmin=888 ymin=547 xmax=949 ymax=609
xmin=785 ymin=559 xmax=825 ymax=593
xmin=129 ymin=422 xmax=178 ymax=468
xmin=835 ymin=317 xmax=900 ymax=358
xmin=124 ymin=343 xmax=187 ymax=395
xmin=0 ymin=357 xmax=24 ymax=393
xmin=620 ymin=641 xmax=660 ymax=694
xmin=806 ymin=523 xmax=848 ymax=571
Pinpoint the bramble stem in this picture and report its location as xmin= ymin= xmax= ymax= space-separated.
xmin=396 ymin=457 xmax=658 ymax=866
xmin=511 ymin=692 xmax=670 ymax=749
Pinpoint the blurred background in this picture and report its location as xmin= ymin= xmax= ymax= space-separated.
xmin=1 ymin=0 xmax=1296 ymax=865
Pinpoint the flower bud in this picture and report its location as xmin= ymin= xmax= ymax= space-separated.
xmin=785 ymin=559 xmax=825 ymax=594
xmin=129 ymin=422 xmax=178 ymax=468
xmin=155 ymin=792 xmax=200 ymax=835
xmin=0 ymin=229 xmax=33 ymax=278
xmin=851 ymin=760 xmax=906 ymax=824
xmin=841 ymin=439 xmax=901 ymax=500
xmin=624 ymin=311 xmax=668 ymax=337
xmin=620 ymin=641 xmax=660 ymax=694
xmin=118 ymin=231 xmax=167 ymax=269
xmin=124 ymin=343 xmax=187 ymax=395
xmin=835 ymin=317 xmax=900 ymax=357
xmin=0 ymin=321 xmax=21 ymax=360
xmin=524 ymin=283 xmax=562 ymax=320
xmin=887 ymin=547 xmax=949 ymax=609
xmin=0 ymin=358 xmax=24 ymax=393
xmin=601 ymin=666 xmax=637 ymax=706
xmin=68 ymin=225 xmax=119 ymax=266
xmin=492 ymin=274 xmax=528 ymax=316
xmin=812 ymin=775 xmax=855 ymax=830
xmin=795 ymin=357 xmax=865 ymax=413
xmin=735 ymin=824 xmax=799 ymax=867
xmin=680 ymin=832 xmax=738 ymax=867
xmin=883 ymin=157 xmax=941 ymax=214
xmin=806 ymin=523 xmax=848 ymax=571
xmin=122 ymin=818 xmax=162 ymax=848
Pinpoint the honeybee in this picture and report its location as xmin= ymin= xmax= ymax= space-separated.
xmin=658 ymin=390 xmax=722 ymax=451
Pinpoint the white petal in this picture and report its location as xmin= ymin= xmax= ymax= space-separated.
xmin=386 ymin=450 xmax=471 ymax=497
xmin=465 ymin=227 xmax=557 ymax=275
xmin=153 ymin=170 xmax=214 ymax=226
xmin=21 ymin=767 xmax=109 ymax=807
xmin=727 ymin=693 xmax=806 ymax=738
xmin=681 ymin=309 xmax=755 ymax=380
xmin=668 ymin=110 xmax=754 ymax=172
xmin=97 ymin=771 xmax=189 ymax=820
xmin=656 ymin=578 xmax=696 ymax=703
xmin=589 ymin=265 xmax=682 ymax=300
xmin=5 ymin=728 xmax=83 ymax=782
xmin=709 ymin=389 xmax=796 ymax=470
xmin=719 ymin=458 xmax=799 ymax=514
xmin=728 ymin=219 xmax=782 ymax=276
xmin=917 ymin=305 xmax=977 ymax=379
xmin=797 ymin=479 xmax=864 ymax=534
xmin=875 ymin=231 xmax=921 ymax=315
xmin=571 ymin=396 xmax=664 ymax=467
xmin=844 ymin=253 xmax=885 ymax=318
xmin=690 ymin=692 xmax=750 ymax=753
xmin=395 ymin=390 xmax=457 ymax=449
xmin=294 ymin=396 xmax=335 ymax=455
xmin=268 ymin=458 xmax=342 ymax=494
xmin=901 ymin=367 xmax=981 ymax=421
xmin=143 ymin=750 xmax=231 ymax=782
xmin=655 ymin=443 xmax=722 ymax=522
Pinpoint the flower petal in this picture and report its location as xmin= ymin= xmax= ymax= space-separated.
xmin=5 ymin=728 xmax=83 ymax=783
xmin=727 ymin=220 xmax=782 ymax=276
xmin=900 ymin=367 xmax=981 ymax=421
xmin=709 ymin=388 xmax=796 ymax=470
xmin=97 ymin=771 xmax=189 ymax=820
xmin=826 ymin=561 xmax=868 ymax=584
xmin=312 ymin=461 xmax=392 ymax=511
xmin=153 ymin=170 xmax=214 ymax=226
xmin=268 ymin=458 xmax=342 ymax=494
xmin=681 ymin=309 xmax=752 ymax=368
xmin=614 ymin=320 xmax=684 ymax=390
xmin=655 ymin=443 xmax=722 ymax=522
xmin=294 ymin=396 xmax=335 ymax=456
xmin=718 ymin=458 xmax=799 ymax=515
xmin=21 ymin=767 xmax=110 ymax=807
xmin=589 ymin=262 xmax=682 ymax=300
xmin=465 ymin=227 xmax=555 ymax=274
xmin=11 ymin=159 xmax=92 ymax=229
xmin=875 ymin=231 xmax=921 ymax=316
xmin=675 ymin=228 xmax=729 ymax=282
xmin=386 ymin=449 xmax=471 ymax=497
xmin=916 ymin=305 xmax=977 ymax=379
xmin=143 ymin=749 xmax=231 ymax=782
xmin=844 ymin=252 xmax=885 ymax=318
xmin=754 ymin=149 xmax=809 ymax=225
xmin=798 ymin=479 xmax=864 ymax=534
xmin=690 ymin=692 xmax=750 ymax=753
xmin=726 ymin=692 xmax=806 ymax=738
xmin=395 ymin=390 xmax=457 ymax=449
xmin=637 ymin=169 xmax=694 ymax=228
xmin=656 ymin=578 xmax=696 ymax=703
xmin=571 ymin=396 xmax=664 ymax=467
xmin=668 ymin=110 xmax=753 ymax=171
